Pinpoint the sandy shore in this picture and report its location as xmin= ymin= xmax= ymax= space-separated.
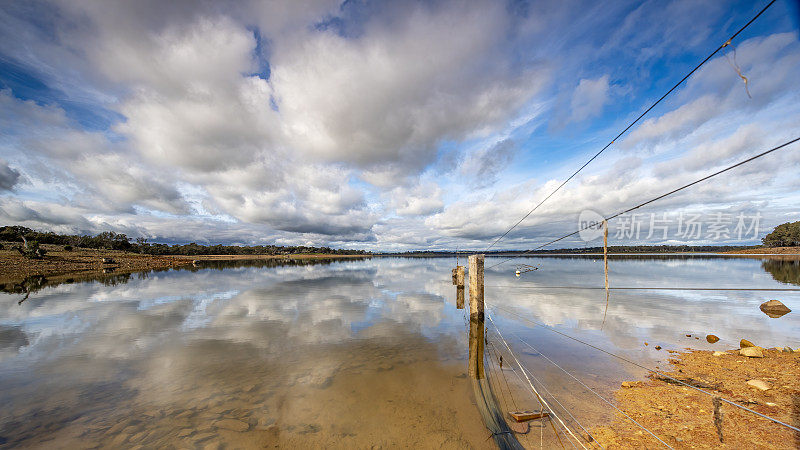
xmin=590 ymin=347 xmax=800 ymax=448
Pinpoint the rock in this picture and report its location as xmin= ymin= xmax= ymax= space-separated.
xmin=740 ymin=339 xmax=755 ymax=348
xmin=706 ymin=335 xmax=719 ymax=343
xmin=177 ymin=428 xmax=193 ymax=437
xmin=739 ymin=347 xmax=764 ymax=358
xmin=685 ymin=334 xmax=692 ymax=338
xmin=654 ymin=346 xmax=662 ymax=350
xmin=746 ymin=379 xmax=771 ymax=391
xmin=759 ymin=300 xmax=791 ymax=318
xmin=621 ymin=381 xmax=641 ymax=388
xmin=713 ymin=351 xmax=727 ymax=357
xmin=782 ymin=346 xmax=793 ymax=353
xmin=214 ymin=419 xmax=249 ymax=432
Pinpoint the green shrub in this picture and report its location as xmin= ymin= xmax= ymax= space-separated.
xmin=762 ymin=221 xmax=800 ymax=247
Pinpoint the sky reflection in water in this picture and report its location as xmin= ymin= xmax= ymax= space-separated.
xmin=0 ymin=255 xmax=798 ymax=447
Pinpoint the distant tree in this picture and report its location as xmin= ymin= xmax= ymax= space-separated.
xmin=762 ymin=221 xmax=800 ymax=247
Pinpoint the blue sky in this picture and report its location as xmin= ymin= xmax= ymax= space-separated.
xmin=1 ymin=0 xmax=799 ymax=250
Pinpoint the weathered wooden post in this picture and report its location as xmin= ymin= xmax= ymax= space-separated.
xmin=454 ymin=265 xmax=465 ymax=309
xmin=468 ymin=254 xmax=485 ymax=379
xmin=468 ymin=254 xmax=484 ymax=319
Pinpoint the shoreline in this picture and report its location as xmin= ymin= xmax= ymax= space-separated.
xmin=0 ymin=245 xmax=370 ymax=287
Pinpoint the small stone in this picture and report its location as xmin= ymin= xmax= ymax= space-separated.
xmin=759 ymin=300 xmax=791 ymax=318
xmin=685 ymin=334 xmax=692 ymax=338
xmin=740 ymin=339 xmax=755 ymax=348
xmin=746 ymin=379 xmax=771 ymax=391
xmin=621 ymin=381 xmax=640 ymax=388
xmin=214 ymin=419 xmax=249 ymax=432
xmin=654 ymin=346 xmax=662 ymax=350
xmin=713 ymin=351 xmax=727 ymax=357
xmin=782 ymin=346 xmax=793 ymax=353
xmin=766 ymin=402 xmax=778 ymax=407
xmin=739 ymin=347 xmax=764 ymax=358
xmin=644 ymin=342 xmax=649 ymax=346
xmin=706 ymin=335 xmax=719 ymax=343
xmin=177 ymin=428 xmax=193 ymax=437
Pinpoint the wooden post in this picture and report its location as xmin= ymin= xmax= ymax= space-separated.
xmin=468 ymin=314 xmax=485 ymax=379
xmin=452 ymin=265 xmax=465 ymax=286
xmin=468 ymin=254 xmax=484 ymax=319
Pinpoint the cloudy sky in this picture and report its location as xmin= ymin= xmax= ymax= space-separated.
xmin=1 ymin=0 xmax=799 ymax=251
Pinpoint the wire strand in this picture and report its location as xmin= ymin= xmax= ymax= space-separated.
xmin=487 ymin=136 xmax=800 ymax=269
xmin=484 ymin=286 xmax=800 ymax=291
xmin=483 ymin=0 xmax=777 ymax=252
xmin=507 ymin=328 xmax=669 ymax=448
xmin=487 ymin=324 xmax=606 ymax=449
xmin=487 ymin=312 xmax=590 ymax=449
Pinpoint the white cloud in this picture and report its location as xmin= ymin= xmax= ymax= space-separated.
xmin=569 ymin=75 xmax=610 ymax=123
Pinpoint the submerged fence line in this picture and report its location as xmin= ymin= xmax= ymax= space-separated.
xmin=486 ymin=302 xmax=800 ymax=434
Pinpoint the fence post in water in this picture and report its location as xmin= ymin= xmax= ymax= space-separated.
xmin=468 ymin=309 xmax=485 ymax=379
xmin=455 ymin=265 xmax=465 ymax=309
xmin=468 ymin=254 xmax=484 ymax=319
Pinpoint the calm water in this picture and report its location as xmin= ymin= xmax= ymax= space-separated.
xmin=0 ymin=255 xmax=798 ymax=448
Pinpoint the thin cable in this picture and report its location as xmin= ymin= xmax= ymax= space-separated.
xmin=483 ymin=0 xmax=777 ymax=252
xmin=487 ymin=340 xmax=520 ymax=410
xmin=488 ymin=136 xmax=800 ymax=269
xmin=509 ymin=328 xmax=670 ymax=448
xmin=485 ymin=286 xmax=800 ymax=291
xmin=487 ymin=312 xmax=589 ymax=449
xmin=502 ymin=355 xmax=578 ymax=450
xmin=488 ymin=302 xmax=800 ymax=433
xmin=487 ymin=323 xmax=606 ymax=449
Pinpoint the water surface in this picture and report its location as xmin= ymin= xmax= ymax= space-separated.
xmin=0 ymin=255 xmax=798 ymax=448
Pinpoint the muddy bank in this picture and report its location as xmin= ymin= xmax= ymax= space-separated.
xmin=723 ymin=247 xmax=800 ymax=255
xmin=590 ymin=347 xmax=800 ymax=448
xmin=0 ymin=245 xmax=370 ymax=286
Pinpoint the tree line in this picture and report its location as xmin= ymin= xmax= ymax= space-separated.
xmin=0 ymin=226 xmax=369 ymax=256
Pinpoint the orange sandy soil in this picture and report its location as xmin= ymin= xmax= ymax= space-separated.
xmin=590 ymin=348 xmax=800 ymax=449
xmin=723 ymin=247 xmax=800 ymax=255
xmin=0 ymin=244 xmax=368 ymax=285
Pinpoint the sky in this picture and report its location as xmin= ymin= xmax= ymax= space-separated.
xmin=0 ymin=0 xmax=799 ymax=251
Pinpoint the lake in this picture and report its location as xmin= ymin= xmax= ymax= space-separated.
xmin=1 ymin=255 xmax=798 ymax=448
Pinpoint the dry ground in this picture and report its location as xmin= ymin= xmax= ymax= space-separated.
xmin=590 ymin=348 xmax=800 ymax=449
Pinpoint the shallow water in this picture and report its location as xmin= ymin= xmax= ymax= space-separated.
xmin=0 ymin=255 xmax=798 ymax=448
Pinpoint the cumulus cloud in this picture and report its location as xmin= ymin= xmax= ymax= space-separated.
xmin=459 ymin=139 xmax=517 ymax=189
xmin=0 ymin=160 xmax=20 ymax=191
xmin=0 ymin=0 xmax=798 ymax=250
xmin=569 ymin=75 xmax=610 ymax=123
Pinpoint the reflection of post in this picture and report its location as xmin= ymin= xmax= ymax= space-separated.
xmin=468 ymin=315 xmax=485 ymax=379
xmin=456 ymin=286 xmax=465 ymax=309
xmin=468 ymin=254 xmax=484 ymax=319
